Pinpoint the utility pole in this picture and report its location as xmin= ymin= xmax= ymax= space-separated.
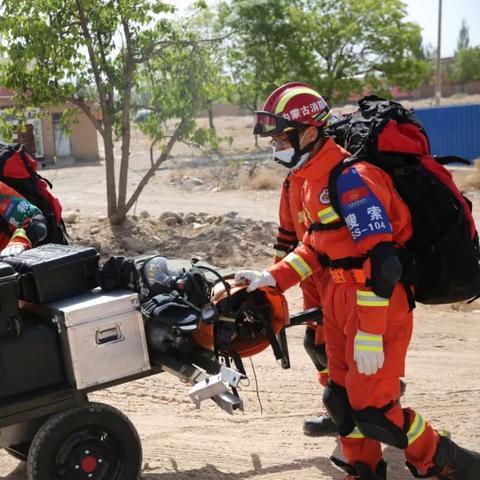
xmin=435 ymin=0 xmax=442 ymax=106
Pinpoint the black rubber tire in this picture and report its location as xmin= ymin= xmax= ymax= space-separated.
xmin=26 ymin=402 xmax=142 ymax=480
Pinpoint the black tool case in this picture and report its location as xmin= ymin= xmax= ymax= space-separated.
xmin=0 ymin=262 xmax=20 ymax=337
xmin=3 ymin=244 xmax=99 ymax=303
xmin=0 ymin=312 xmax=65 ymax=400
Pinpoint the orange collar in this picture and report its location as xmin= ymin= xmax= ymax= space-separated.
xmin=295 ymin=137 xmax=350 ymax=180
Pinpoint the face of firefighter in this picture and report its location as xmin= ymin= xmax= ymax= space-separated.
xmin=271 ymin=126 xmax=318 ymax=169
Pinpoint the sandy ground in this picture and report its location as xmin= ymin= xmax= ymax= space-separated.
xmin=1 ymin=117 xmax=480 ymax=479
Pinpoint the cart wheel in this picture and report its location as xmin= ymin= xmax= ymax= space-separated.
xmin=26 ymin=402 xmax=142 ymax=480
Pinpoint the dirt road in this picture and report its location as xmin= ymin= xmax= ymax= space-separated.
xmin=1 ymin=285 xmax=479 ymax=480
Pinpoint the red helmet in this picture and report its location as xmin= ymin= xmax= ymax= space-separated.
xmin=254 ymin=82 xmax=331 ymax=137
xmin=193 ymin=276 xmax=289 ymax=358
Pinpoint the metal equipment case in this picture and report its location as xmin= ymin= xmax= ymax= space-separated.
xmin=49 ymin=290 xmax=151 ymax=390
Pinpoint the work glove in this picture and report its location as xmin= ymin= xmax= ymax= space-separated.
xmin=234 ymin=270 xmax=276 ymax=292
xmin=353 ymin=330 xmax=384 ymax=375
xmin=1 ymin=243 xmax=27 ymax=257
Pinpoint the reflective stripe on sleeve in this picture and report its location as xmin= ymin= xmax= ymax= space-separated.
xmin=317 ymin=206 xmax=341 ymax=224
xmin=356 ymin=290 xmax=389 ymax=307
xmin=354 ymin=332 xmax=383 ymax=352
xmin=345 ymin=426 xmax=365 ymax=439
xmin=284 ymin=252 xmax=313 ymax=280
xmin=407 ymin=413 xmax=427 ymax=445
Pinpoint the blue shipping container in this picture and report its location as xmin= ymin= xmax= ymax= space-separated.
xmin=414 ymin=104 xmax=480 ymax=162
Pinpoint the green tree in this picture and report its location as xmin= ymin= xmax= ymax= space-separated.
xmin=220 ymin=0 xmax=428 ymax=105
xmin=218 ymin=0 xmax=300 ymax=113
xmin=288 ymin=0 xmax=429 ymax=101
xmin=452 ymin=46 xmax=480 ymax=84
xmin=457 ymin=18 xmax=470 ymax=52
xmin=0 ymin=0 xmax=221 ymax=223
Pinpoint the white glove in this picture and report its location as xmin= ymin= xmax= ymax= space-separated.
xmin=353 ymin=330 xmax=384 ymax=375
xmin=1 ymin=243 xmax=26 ymax=257
xmin=234 ymin=270 xmax=276 ymax=292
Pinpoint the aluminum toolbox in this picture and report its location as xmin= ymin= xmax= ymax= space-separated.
xmin=48 ymin=289 xmax=151 ymax=390
xmin=3 ymin=244 xmax=99 ymax=303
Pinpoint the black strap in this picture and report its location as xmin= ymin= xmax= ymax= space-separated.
xmin=317 ymin=253 xmax=366 ymax=270
xmin=278 ymin=226 xmax=296 ymax=237
xmin=435 ymin=155 xmax=470 ymax=166
xmin=308 ymin=220 xmax=345 ymax=233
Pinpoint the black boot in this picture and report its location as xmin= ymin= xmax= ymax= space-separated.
xmin=303 ymin=413 xmax=337 ymax=437
xmin=406 ymin=435 xmax=480 ymax=479
xmin=331 ymin=456 xmax=387 ymax=479
xmin=400 ymin=379 xmax=406 ymax=397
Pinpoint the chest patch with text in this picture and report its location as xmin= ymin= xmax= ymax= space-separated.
xmin=336 ymin=167 xmax=391 ymax=241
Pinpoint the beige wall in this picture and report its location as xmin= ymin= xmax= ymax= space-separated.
xmin=70 ymin=111 xmax=99 ymax=161
xmin=40 ymin=106 xmax=99 ymax=162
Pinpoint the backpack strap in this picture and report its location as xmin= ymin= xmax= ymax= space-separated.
xmin=435 ymin=155 xmax=470 ymax=166
xmin=308 ymin=220 xmax=345 ymax=233
xmin=317 ymin=253 xmax=366 ymax=270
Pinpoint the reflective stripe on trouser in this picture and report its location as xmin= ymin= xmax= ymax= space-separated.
xmin=323 ymin=281 xmax=440 ymax=475
xmin=284 ymin=252 xmax=312 ymax=280
xmin=356 ymin=290 xmax=389 ymax=307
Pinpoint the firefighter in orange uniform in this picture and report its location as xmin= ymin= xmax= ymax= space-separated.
xmin=236 ymin=83 xmax=480 ymax=479
xmin=271 ymin=83 xmax=336 ymax=437
xmin=0 ymin=181 xmax=47 ymax=256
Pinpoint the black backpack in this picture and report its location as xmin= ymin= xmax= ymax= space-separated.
xmin=0 ymin=142 xmax=68 ymax=245
xmin=322 ymin=95 xmax=480 ymax=305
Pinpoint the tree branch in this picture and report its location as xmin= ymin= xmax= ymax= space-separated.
xmin=123 ymin=119 xmax=186 ymax=214
xmin=75 ymin=0 xmax=108 ymax=115
xmin=63 ymin=95 xmax=105 ymax=137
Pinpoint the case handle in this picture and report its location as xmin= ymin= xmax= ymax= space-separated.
xmin=96 ymin=325 xmax=123 ymax=345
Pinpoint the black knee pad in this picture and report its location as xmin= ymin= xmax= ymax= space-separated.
xmin=322 ymin=381 xmax=356 ymax=437
xmin=303 ymin=328 xmax=327 ymax=371
xmin=352 ymin=404 xmax=408 ymax=449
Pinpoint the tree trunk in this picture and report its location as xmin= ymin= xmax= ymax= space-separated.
xmin=117 ymin=19 xmax=135 ymax=213
xmin=103 ymin=123 xmax=118 ymax=220
xmin=208 ymin=106 xmax=215 ymax=130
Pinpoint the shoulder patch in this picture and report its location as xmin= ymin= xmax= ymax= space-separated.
xmin=319 ymin=188 xmax=330 ymax=204
xmin=336 ymin=166 xmax=391 ymax=242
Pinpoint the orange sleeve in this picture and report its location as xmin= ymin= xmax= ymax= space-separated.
xmin=268 ymin=241 xmax=320 ymax=292
xmin=273 ymin=179 xmax=298 ymax=263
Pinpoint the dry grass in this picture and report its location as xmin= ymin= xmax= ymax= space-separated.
xmin=242 ymin=170 xmax=281 ymax=190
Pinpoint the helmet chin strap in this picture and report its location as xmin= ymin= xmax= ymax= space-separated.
xmin=274 ymin=129 xmax=320 ymax=168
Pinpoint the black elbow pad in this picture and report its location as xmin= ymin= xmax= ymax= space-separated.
xmin=25 ymin=214 xmax=48 ymax=245
xmin=369 ymin=242 xmax=403 ymax=299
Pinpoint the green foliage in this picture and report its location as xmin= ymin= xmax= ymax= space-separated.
xmin=219 ymin=0 xmax=429 ymax=105
xmin=452 ymin=47 xmax=480 ymax=84
xmin=457 ymin=19 xmax=470 ymax=52
xmin=217 ymin=0 xmax=299 ymax=111
xmin=0 ymin=0 xmax=227 ymax=220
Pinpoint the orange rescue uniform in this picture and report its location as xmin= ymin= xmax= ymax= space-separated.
xmin=269 ymin=138 xmax=440 ymax=475
xmin=274 ymin=171 xmax=330 ymax=385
